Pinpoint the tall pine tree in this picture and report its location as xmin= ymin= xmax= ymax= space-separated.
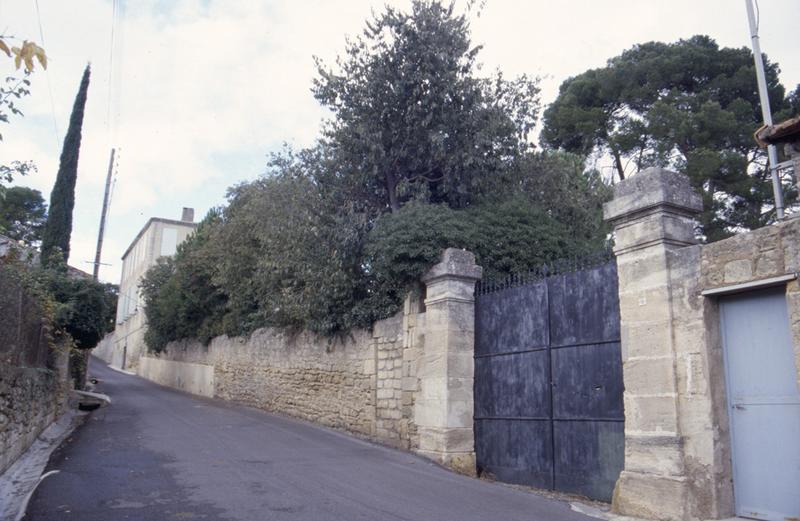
xmin=41 ymin=64 xmax=90 ymax=266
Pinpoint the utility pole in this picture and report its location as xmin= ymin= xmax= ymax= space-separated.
xmin=745 ymin=0 xmax=785 ymax=220
xmin=93 ymin=148 xmax=115 ymax=280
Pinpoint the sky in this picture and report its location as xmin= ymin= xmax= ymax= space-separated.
xmin=1 ymin=0 xmax=798 ymax=284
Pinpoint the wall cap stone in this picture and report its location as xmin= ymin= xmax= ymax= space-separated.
xmin=421 ymin=248 xmax=483 ymax=284
xmin=604 ymin=167 xmax=703 ymax=225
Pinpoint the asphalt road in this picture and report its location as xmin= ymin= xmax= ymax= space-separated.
xmin=25 ymin=357 xmax=595 ymax=521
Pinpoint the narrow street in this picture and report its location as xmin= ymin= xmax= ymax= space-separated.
xmin=25 ymin=358 xmax=595 ymax=521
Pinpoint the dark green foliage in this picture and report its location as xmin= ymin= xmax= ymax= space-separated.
xmin=1 ymin=254 xmax=117 ymax=352
xmin=41 ymin=264 xmax=117 ymax=349
xmin=542 ymin=36 xmax=799 ymax=241
xmin=0 ymin=185 xmax=47 ymax=245
xmin=141 ymin=211 xmax=227 ymax=353
xmin=363 ymin=198 xmax=603 ymax=317
xmin=140 ymin=2 xmax=611 ymax=348
xmin=141 ymin=152 xmax=609 ymax=344
xmin=313 ymin=0 xmax=539 ymax=212
xmin=486 ymin=151 xmax=612 ymax=247
xmin=41 ymin=65 xmax=90 ymax=266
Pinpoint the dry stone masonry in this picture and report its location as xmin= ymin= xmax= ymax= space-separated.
xmin=0 ymin=270 xmax=70 ymax=475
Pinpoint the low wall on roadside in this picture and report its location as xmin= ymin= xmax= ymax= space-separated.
xmin=138 ymin=357 xmax=214 ymax=398
xmin=92 ymin=333 xmax=121 ymax=367
xmin=138 ymin=249 xmax=482 ymax=474
xmin=144 ymin=316 xmax=400 ymax=439
xmin=0 ymin=265 xmax=70 ymax=475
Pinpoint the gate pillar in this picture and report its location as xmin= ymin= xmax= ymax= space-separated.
xmin=604 ymin=167 xmax=702 ymax=520
xmin=417 ymin=248 xmax=482 ymax=474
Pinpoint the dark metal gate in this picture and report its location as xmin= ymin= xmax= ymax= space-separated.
xmin=474 ymin=258 xmax=624 ymax=502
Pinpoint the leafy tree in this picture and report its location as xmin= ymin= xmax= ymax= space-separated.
xmin=45 ymin=271 xmax=116 ymax=349
xmin=141 ymin=210 xmax=227 ymax=352
xmin=362 ymin=197 xmax=603 ymax=317
xmin=209 ymin=165 xmax=371 ymax=336
xmin=313 ymin=0 xmax=540 ymax=212
xmin=542 ymin=35 xmax=799 ymax=241
xmin=38 ymin=261 xmax=117 ymax=389
xmin=485 ymin=151 xmax=611 ymax=246
xmin=0 ymin=185 xmax=47 ymax=244
xmin=140 ymin=1 xmax=612 ymax=347
xmin=41 ymin=65 xmax=90 ymax=266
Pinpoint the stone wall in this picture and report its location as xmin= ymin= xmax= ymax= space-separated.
xmin=0 ymin=266 xmax=70 ymax=475
xmin=138 ymin=357 xmax=214 ymax=398
xmin=138 ymin=249 xmax=481 ymax=471
xmin=146 ymin=311 xmax=425 ymax=446
xmin=605 ymin=167 xmax=800 ymax=520
xmin=153 ymin=325 xmax=380 ymax=436
xmin=0 ymin=360 xmax=68 ymax=474
xmin=92 ymin=332 xmax=120 ymax=367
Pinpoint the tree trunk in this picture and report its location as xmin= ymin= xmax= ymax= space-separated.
xmin=610 ymin=145 xmax=625 ymax=181
xmin=385 ymin=171 xmax=400 ymax=212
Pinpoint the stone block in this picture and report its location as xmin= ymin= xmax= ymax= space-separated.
xmin=446 ymin=353 xmax=474 ymax=378
xmin=416 ymin=426 xmax=474 ymax=453
xmin=623 ymin=394 xmax=678 ymax=434
xmin=417 ymin=352 xmax=445 ymax=378
xmin=445 ymin=400 xmax=473 ymax=428
xmin=624 ymin=434 xmax=684 ymax=476
xmin=621 ymin=319 xmax=674 ymax=359
xmin=623 ymin=357 xmax=676 ymax=395
xmin=679 ymin=352 xmax=707 ymax=396
xmin=604 ymin=167 xmax=703 ymax=224
xmin=414 ymin=398 xmax=446 ymax=427
xmin=785 ymin=222 xmax=800 ymax=273
xmin=616 ymin=249 xmax=670 ymax=293
xmin=723 ymin=259 xmax=752 ymax=283
xmin=401 ymin=376 xmax=418 ymax=392
xmin=418 ymin=376 xmax=447 ymax=401
xmin=613 ymin=470 xmax=687 ymax=521
xmin=618 ymin=287 xmax=672 ymax=323
xmin=421 ymin=248 xmax=482 ymax=288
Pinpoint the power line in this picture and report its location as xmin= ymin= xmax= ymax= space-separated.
xmin=106 ymin=0 xmax=117 ymax=133
xmin=33 ymin=0 xmax=61 ymax=151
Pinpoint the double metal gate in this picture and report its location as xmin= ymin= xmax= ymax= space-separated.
xmin=474 ymin=259 xmax=624 ymax=501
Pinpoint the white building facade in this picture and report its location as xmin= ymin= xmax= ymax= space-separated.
xmin=97 ymin=208 xmax=197 ymax=370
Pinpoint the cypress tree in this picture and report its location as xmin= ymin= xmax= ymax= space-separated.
xmin=41 ymin=64 xmax=91 ymax=267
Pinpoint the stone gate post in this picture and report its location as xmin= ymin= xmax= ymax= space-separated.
xmin=604 ymin=167 xmax=703 ymax=520
xmin=416 ymin=248 xmax=482 ymax=474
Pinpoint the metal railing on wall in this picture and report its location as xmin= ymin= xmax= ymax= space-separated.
xmin=476 ymin=248 xmax=615 ymax=296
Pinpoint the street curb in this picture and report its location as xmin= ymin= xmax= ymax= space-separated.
xmin=106 ymin=364 xmax=136 ymax=376
xmin=0 ymin=411 xmax=87 ymax=521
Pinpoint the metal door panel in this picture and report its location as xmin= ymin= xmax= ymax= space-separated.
xmin=474 ymin=419 xmax=553 ymax=489
xmin=553 ymin=421 xmax=624 ymax=502
xmin=475 ymin=282 xmax=548 ymax=356
xmin=474 ymin=351 xmax=551 ymax=418
xmin=474 ymin=258 xmax=623 ymax=502
xmin=552 ymin=342 xmax=624 ymax=420
xmin=547 ymin=263 xmax=620 ymax=347
xmin=720 ymin=287 xmax=800 ymax=521
xmin=727 ymin=404 xmax=800 ymax=520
